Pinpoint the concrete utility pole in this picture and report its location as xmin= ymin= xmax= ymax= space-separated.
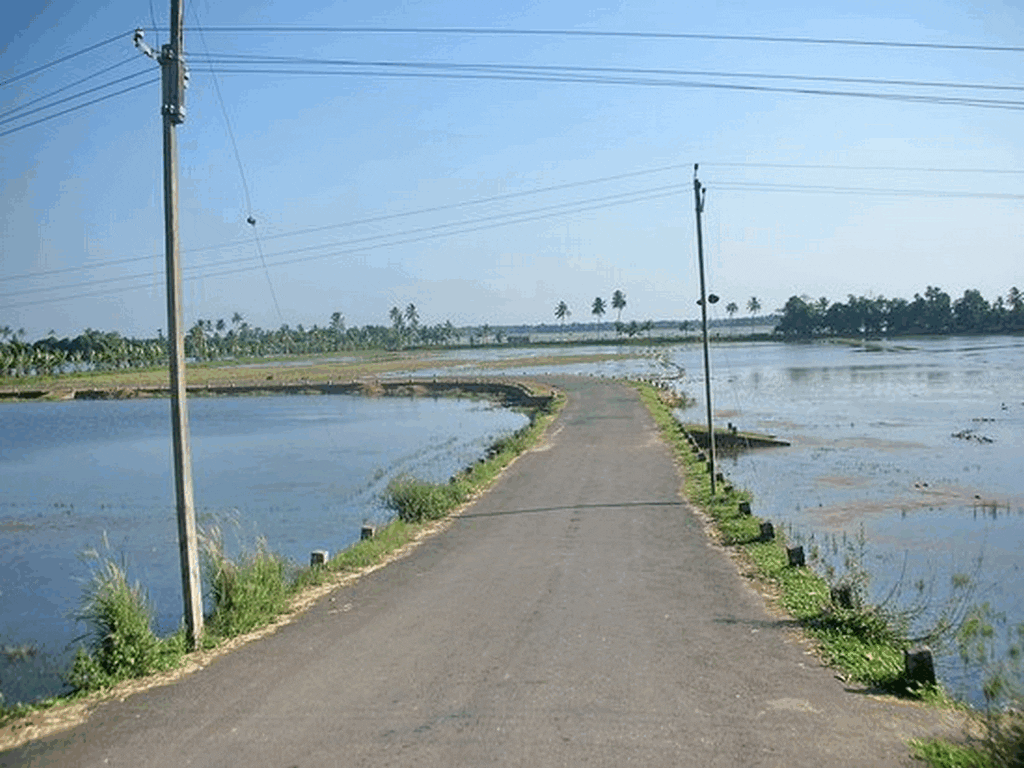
xmin=138 ymin=0 xmax=203 ymax=647
xmin=693 ymin=165 xmax=717 ymax=496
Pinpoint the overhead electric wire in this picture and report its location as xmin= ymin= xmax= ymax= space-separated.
xmin=148 ymin=0 xmax=162 ymax=50
xmin=0 ymin=184 xmax=691 ymax=309
xmin=191 ymin=53 xmax=1024 ymax=94
xmin=704 ymin=161 xmax=1024 ymax=175
xmin=4 ymin=186 xmax=685 ymax=311
xmin=0 ymin=56 xmax=143 ymax=122
xmin=3 ymin=169 xmax=1020 ymax=292
xmin=4 ymin=176 xmax=1023 ymax=311
xmin=0 ymin=76 xmax=159 ymax=138
xmin=0 ymin=68 xmax=157 ymax=127
xmin=712 ymin=181 xmax=1024 ymax=199
xmin=172 ymin=26 xmax=1024 ymax=54
xmin=0 ymin=31 xmax=132 ymax=88
xmin=1 ymin=161 xmax=699 ymax=283
xmin=5 ymin=25 xmax=1019 ymax=144
xmin=187 ymin=63 xmax=1024 ymax=112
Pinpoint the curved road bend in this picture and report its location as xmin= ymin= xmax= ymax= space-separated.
xmin=4 ymin=378 xmax=958 ymax=767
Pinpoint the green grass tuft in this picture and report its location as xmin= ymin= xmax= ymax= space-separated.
xmin=201 ymin=531 xmax=292 ymax=644
xmin=911 ymin=738 xmax=995 ymax=768
xmin=67 ymin=551 xmax=186 ymax=693
xmin=383 ymin=391 xmax=565 ymax=524
xmin=384 ymin=476 xmax=469 ymax=523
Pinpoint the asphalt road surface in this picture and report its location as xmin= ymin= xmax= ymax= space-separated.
xmin=3 ymin=378 xmax=959 ymax=767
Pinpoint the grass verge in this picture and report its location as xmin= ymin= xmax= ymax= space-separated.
xmin=634 ymin=381 xmax=1024 ymax=767
xmin=632 ymin=381 xmax=920 ymax=692
xmin=910 ymin=738 xmax=995 ymax=768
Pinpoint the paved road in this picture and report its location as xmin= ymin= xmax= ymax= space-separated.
xmin=3 ymin=379 xmax=958 ymax=767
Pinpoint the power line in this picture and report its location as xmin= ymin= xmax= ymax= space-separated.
xmin=190 ymin=53 xmax=1024 ymax=94
xmin=170 ymin=26 xmax=1024 ymax=53
xmin=5 ymin=31 xmax=1019 ymax=143
xmin=0 ymin=56 xmax=143 ymax=122
xmin=2 ymin=183 xmax=693 ymax=299
xmin=0 ymin=68 xmax=156 ymax=127
xmin=0 ymin=184 xmax=691 ymax=308
xmin=3 ymin=168 xmax=1020 ymax=291
xmin=704 ymin=161 xmax=1024 ymax=175
xmin=0 ymin=31 xmax=133 ymax=88
xmin=1 ymin=161 xmax=698 ymax=283
xmin=713 ymin=181 xmax=1024 ymax=199
xmin=148 ymin=0 xmax=162 ymax=51
xmin=4 ymin=177 xmax=1022 ymax=310
xmin=188 ymin=65 xmax=1024 ymax=112
xmin=0 ymin=77 xmax=158 ymax=138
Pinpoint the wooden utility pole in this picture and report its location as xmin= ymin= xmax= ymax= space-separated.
xmin=693 ymin=165 xmax=717 ymax=496
xmin=159 ymin=0 xmax=203 ymax=647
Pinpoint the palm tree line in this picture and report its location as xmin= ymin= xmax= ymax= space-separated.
xmin=0 ymin=307 xmax=462 ymax=379
xmin=555 ymin=289 xmax=657 ymax=338
xmin=11 ymin=284 xmax=1014 ymax=378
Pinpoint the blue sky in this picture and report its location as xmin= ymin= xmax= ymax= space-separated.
xmin=2 ymin=0 xmax=1022 ymax=338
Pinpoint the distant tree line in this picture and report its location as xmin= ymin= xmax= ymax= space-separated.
xmin=0 ymin=306 xmax=461 ymax=379
xmin=774 ymin=286 xmax=1024 ymax=339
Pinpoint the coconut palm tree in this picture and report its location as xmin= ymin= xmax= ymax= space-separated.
xmin=388 ymin=306 xmax=403 ymax=329
xmin=404 ymin=303 xmax=419 ymax=329
xmin=611 ymin=289 xmax=626 ymax=322
xmin=747 ymin=296 xmax=761 ymax=335
xmin=555 ymin=301 xmax=571 ymax=339
xmin=388 ymin=306 xmax=405 ymax=348
xmin=404 ymin=304 xmax=420 ymax=345
xmin=1008 ymin=287 xmax=1023 ymax=331
xmin=591 ymin=296 xmax=606 ymax=333
xmin=726 ymin=301 xmax=738 ymax=335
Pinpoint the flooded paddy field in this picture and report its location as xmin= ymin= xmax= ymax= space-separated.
xmin=3 ymin=335 xmax=1020 ymax=706
xmin=0 ymin=393 xmax=527 ymax=704
xmin=673 ymin=336 xmax=1024 ymax=701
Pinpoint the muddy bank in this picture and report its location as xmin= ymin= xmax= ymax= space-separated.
xmin=0 ymin=378 xmax=557 ymax=411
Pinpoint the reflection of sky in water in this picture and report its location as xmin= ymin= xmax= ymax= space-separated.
xmin=677 ymin=336 xmax=1023 ymax=704
xmin=0 ymin=395 xmax=527 ymax=704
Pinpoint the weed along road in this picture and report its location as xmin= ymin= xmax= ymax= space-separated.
xmin=3 ymin=378 xmax=958 ymax=768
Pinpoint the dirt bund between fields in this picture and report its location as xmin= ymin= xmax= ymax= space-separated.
xmin=0 ymin=378 xmax=557 ymax=411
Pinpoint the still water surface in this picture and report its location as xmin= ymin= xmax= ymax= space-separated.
xmin=0 ymin=394 xmax=527 ymax=704
xmin=680 ymin=337 xmax=1024 ymax=700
